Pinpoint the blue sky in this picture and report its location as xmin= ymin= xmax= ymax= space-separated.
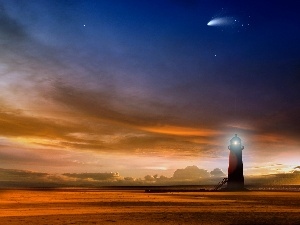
xmin=0 ymin=0 xmax=299 ymax=183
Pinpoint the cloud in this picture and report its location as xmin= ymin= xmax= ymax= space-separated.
xmin=0 ymin=4 xmax=28 ymax=43
xmin=50 ymin=83 xmax=181 ymax=129
xmin=144 ymin=175 xmax=156 ymax=182
xmin=0 ymin=168 xmax=55 ymax=188
xmin=1 ymin=164 xmax=300 ymax=188
xmin=0 ymin=168 xmax=48 ymax=180
xmin=63 ymin=172 xmax=121 ymax=182
xmin=0 ymin=0 xmax=299 ymax=178
xmin=142 ymin=165 xmax=300 ymax=186
xmin=0 ymin=1 xmax=225 ymax=160
xmin=0 ymin=99 xmax=221 ymax=164
xmin=0 ymin=110 xmax=76 ymax=139
xmin=210 ymin=168 xmax=226 ymax=177
xmin=0 ymin=168 xmax=124 ymax=188
xmin=247 ymin=172 xmax=300 ymax=185
xmin=173 ymin=165 xmax=210 ymax=180
xmin=254 ymin=108 xmax=300 ymax=143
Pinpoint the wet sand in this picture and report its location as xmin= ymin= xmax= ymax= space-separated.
xmin=0 ymin=189 xmax=300 ymax=224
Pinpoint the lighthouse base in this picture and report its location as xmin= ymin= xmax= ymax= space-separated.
xmin=227 ymin=182 xmax=245 ymax=190
xmin=221 ymin=187 xmax=249 ymax=191
xmin=226 ymin=175 xmax=245 ymax=190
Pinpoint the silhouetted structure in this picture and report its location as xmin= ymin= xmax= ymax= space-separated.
xmin=227 ymin=134 xmax=244 ymax=190
xmin=213 ymin=178 xmax=228 ymax=190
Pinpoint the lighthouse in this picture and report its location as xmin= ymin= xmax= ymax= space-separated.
xmin=227 ymin=134 xmax=244 ymax=190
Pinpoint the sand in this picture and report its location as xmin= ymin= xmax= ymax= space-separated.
xmin=0 ymin=189 xmax=300 ymax=224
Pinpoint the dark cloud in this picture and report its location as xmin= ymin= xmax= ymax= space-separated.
xmin=0 ymin=168 xmax=47 ymax=180
xmin=0 ymin=168 xmax=54 ymax=188
xmin=63 ymin=172 xmax=121 ymax=181
xmin=0 ymin=168 xmax=123 ymax=188
xmin=254 ymin=108 xmax=300 ymax=142
xmin=51 ymin=83 xmax=180 ymax=128
xmin=0 ymin=4 xmax=28 ymax=42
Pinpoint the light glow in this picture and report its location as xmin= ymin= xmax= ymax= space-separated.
xmin=207 ymin=17 xmax=234 ymax=26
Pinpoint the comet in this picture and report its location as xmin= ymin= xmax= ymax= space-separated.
xmin=207 ymin=17 xmax=234 ymax=26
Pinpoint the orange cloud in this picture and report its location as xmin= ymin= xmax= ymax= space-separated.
xmin=141 ymin=125 xmax=221 ymax=137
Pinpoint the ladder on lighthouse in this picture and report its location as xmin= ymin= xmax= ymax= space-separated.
xmin=213 ymin=178 xmax=228 ymax=190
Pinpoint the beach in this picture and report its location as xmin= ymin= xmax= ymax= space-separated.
xmin=0 ymin=189 xmax=300 ymax=224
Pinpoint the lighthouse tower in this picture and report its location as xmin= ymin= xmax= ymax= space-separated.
xmin=227 ymin=134 xmax=244 ymax=190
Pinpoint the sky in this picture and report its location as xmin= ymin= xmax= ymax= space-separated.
xmin=0 ymin=0 xmax=300 ymax=186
